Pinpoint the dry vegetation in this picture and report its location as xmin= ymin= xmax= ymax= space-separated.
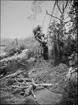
xmin=0 ymin=36 xmax=77 ymax=105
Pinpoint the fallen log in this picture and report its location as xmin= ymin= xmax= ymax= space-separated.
xmin=16 ymin=77 xmax=33 ymax=83
xmin=37 ymin=83 xmax=56 ymax=87
xmin=23 ymin=82 xmax=58 ymax=99
xmin=11 ymin=83 xmax=55 ymax=89
xmin=0 ymin=49 xmax=29 ymax=62
xmin=11 ymin=85 xmax=29 ymax=89
xmin=1 ymin=70 xmax=59 ymax=99
xmin=13 ymin=78 xmax=57 ymax=89
xmin=10 ymin=78 xmax=57 ymax=99
xmin=1 ymin=70 xmax=25 ymax=80
xmin=24 ymin=85 xmax=36 ymax=99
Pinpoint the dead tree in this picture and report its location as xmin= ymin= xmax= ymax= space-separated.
xmin=46 ymin=1 xmax=69 ymax=65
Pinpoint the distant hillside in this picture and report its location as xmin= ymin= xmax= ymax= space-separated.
xmin=1 ymin=37 xmax=40 ymax=53
xmin=1 ymin=38 xmax=13 ymax=46
xmin=1 ymin=37 xmax=39 ymax=47
xmin=19 ymin=37 xmax=39 ymax=48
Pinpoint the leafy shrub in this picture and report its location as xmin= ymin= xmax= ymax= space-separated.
xmin=8 ymin=48 xmax=17 ymax=56
xmin=55 ymin=79 xmax=77 ymax=105
xmin=19 ymin=44 xmax=26 ymax=51
xmin=27 ymin=50 xmax=35 ymax=59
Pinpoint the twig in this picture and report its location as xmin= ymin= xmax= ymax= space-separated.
xmin=1 ymin=70 xmax=25 ymax=80
xmin=64 ymin=0 xmax=68 ymax=10
xmin=56 ymin=1 xmax=63 ymax=14
xmin=11 ymin=85 xmax=29 ymax=89
xmin=46 ymin=11 xmax=61 ymax=21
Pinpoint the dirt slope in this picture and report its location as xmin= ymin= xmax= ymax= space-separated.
xmin=0 ymin=59 xmax=68 ymax=105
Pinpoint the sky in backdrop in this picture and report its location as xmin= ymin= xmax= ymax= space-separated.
xmin=1 ymin=0 xmax=60 ymax=39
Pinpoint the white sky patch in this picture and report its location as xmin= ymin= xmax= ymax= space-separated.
xmin=1 ymin=1 xmax=58 ymax=39
xmin=1 ymin=1 xmax=70 ymax=39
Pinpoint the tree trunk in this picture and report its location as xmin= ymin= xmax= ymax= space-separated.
xmin=75 ymin=1 xmax=78 ymax=53
xmin=42 ymin=43 xmax=48 ymax=60
xmin=47 ymin=36 xmax=53 ymax=59
xmin=53 ymin=34 xmax=60 ymax=66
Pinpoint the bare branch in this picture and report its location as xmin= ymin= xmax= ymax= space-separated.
xmin=1 ymin=70 xmax=25 ymax=80
xmin=64 ymin=0 xmax=68 ymax=10
xmin=64 ymin=20 xmax=71 ymax=25
xmin=46 ymin=11 xmax=62 ymax=21
xmin=56 ymin=1 xmax=63 ymax=14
